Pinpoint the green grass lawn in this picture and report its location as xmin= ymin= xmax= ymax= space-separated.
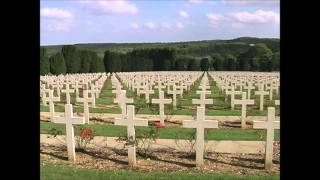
xmin=41 ymin=163 xmax=279 ymax=180
xmin=40 ymin=122 xmax=280 ymax=141
xmin=40 ymin=76 xmax=279 ymax=116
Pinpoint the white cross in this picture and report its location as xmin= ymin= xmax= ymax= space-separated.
xmin=168 ymin=84 xmax=182 ymax=109
xmin=140 ymin=86 xmax=154 ymax=104
xmin=52 ymin=104 xmax=85 ymax=162
xmin=112 ymin=83 xmax=122 ymax=100
xmin=41 ymin=84 xmax=50 ymax=106
xmin=255 ymin=84 xmax=269 ymax=111
xmin=43 ymin=90 xmax=60 ymax=120
xmin=61 ymin=84 xmax=75 ymax=104
xmin=243 ymin=82 xmax=255 ymax=99
xmin=114 ymin=90 xmax=133 ymax=118
xmin=151 ymin=90 xmax=172 ymax=125
xmin=72 ymin=82 xmax=82 ymax=99
xmin=234 ymin=92 xmax=254 ymax=129
xmin=192 ymin=90 xmax=213 ymax=108
xmin=226 ymin=85 xmax=242 ymax=110
xmin=253 ymin=107 xmax=280 ymax=170
xmin=114 ymin=105 xmax=148 ymax=166
xmin=182 ymin=107 xmax=219 ymax=167
xmin=154 ymin=81 xmax=166 ymax=92
xmin=266 ymin=84 xmax=278 ymax=100
xmin=76 ymin=90 xmax=94 ymax=123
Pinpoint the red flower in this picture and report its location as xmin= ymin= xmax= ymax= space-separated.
xmin=155 ymin=123 xmax=165 ymax=129
xmin=80 ymin=128 xmax=92 ymax=138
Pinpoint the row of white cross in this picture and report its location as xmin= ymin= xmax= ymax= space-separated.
xmin=52 ymin=103 xmax=279 ymax=170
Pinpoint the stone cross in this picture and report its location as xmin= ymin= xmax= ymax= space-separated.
xmin=87 ymin=89 xmax=96 ymax=108
xmin=72 ymin=82 xmax=82 ymax=99
xmin=52 ymin=104 xmax=85 ymax=162
xmin=43 ymin=90 xmax=60 ymax=120
xmin=140 ymin=87 xmax=154 ymax=103
xmin=168 ymin=84 xmax=182 ymax=110
xmin=112 ymin=83 xmax=122 ymax=100
xmin=61 ymin=83 xmax=75 ymax=104
xmin=266 ymin=85 xmax=278 ymax=100
xmin=41 ymin=84 xmax=50 ymax=106
xmin=154 ymin=82 xmax=166 ymax=92
xmin=151 ymin=90 xmax=172 ymax=125
xmin=192 ymin=90 xmax=213 ymax=108
xmin=76 ymin=90 xmax=94 ymax=123
xmin=114 ymin=90 xmax=133 ymax=118
xmin=225 ymin=85 xmax=242 ymax=110
xmin=243 ymin=82 xmax=255 ymax=99
xmin=253 ymin=107 xmax=280 ymax=170
xmin=114 ymin=105 xmax=148 ymax=166
xmin=234 ymin=92 xmax=254 ymax=129
xmin=182 ymin=107 xmax=219 ymax=167
xmin=255 ymin=84 xmax=269 ymax=111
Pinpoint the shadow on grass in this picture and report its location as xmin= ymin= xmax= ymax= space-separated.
xmin=82 ymin=149 xmax=128 ymax=165
xmin=41 ymin=151 xmax=68 ymax=161
xmin=205 ymin=155 xmax=265 ymax=170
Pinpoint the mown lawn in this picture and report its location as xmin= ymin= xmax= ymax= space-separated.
xmin=40 ymin=163 xmax=280 ymax=180
xmin=40 ymin=76 xmax=279 ymax=116
xmin=40 ymin=122 xmax=280 ymax=141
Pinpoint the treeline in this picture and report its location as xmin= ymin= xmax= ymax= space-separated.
xmin=40 ymin=43 xmax=279 ymax=75
xmin=40 ymin=46 xmax=105 ymax=75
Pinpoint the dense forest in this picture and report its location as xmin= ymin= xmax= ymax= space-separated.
xmin=40 ymin=37 xmax=280 ymax=75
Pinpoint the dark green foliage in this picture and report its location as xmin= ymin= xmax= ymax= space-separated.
xmin=61 ymin=45 xmax=81 ymax=73
xmin=224 ymin=54 xmax=237 ymax=71
xmin=271 ymin=51 xmax=280 ymax=71
xmin=40 ymin=48 xmax=50 ymax=75
xmin=187 ymin=57 xmax=199 ymax=71
xmin=42 ymin=37 xmax=279 ymax=73
xmin=211 ymin=53 xmax=224 ymax=71
xmin=79 ymin=50 xmax=92 ymax=73
xmin=49 ymin=52 xmax=66 ymax=75
xmin=200 ymin=58 xmax=210 ymax=71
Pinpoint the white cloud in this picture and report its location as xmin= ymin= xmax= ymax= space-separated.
xmin=41 ymin=8 xmax=73 ymax=32
xmin=229 ymin=10 xmax=279 ymax=24
xmin=206 ymin=10 xmax=279 ymax=27
xmin=78 ymin=0 xmax=138 ymax=15
xmin=220 ymin=0 xmax=279 ymax=5
xmin=188 ymin=0 xmax=203 ymax=4
xmin=130 ymin=22 xmax=139 ymax=29
xmin=176 ymin=22 xmax=184 ymax=29
xmin=41 ymin=8 xmax=73 ymax=19
xmin=207 ymin=13 xmax=225 ymax=21
xmin=160 ymin=22 xmax=171 ymax=29
xmin=144 ymin=22 xmax=156 ymax=30
xmin=179 ymin=10 xmax=189 ymax=18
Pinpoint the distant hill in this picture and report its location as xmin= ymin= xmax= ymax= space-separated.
xmin=42 ymin=37 xmax=279 ymax=57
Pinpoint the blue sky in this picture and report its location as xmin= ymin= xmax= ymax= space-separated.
xmin=40 ymin=0 xmax=280 ymax=45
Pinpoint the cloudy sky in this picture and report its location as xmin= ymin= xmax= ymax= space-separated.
xmin=40 ymin=0 xmax=280 ymax=45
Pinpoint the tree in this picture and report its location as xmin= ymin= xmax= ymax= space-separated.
xmin=271 ymin=51 xmax=280 ymax=71
xmin=200 ymin=58 xmax=210 ymax=71
xmin=40 ymin=48 xmax=50 ymax=75
xmin=187 ymin=58 xmax=199 ymax=71
xmin=163 ymin=59 xmax=171 ymax=71
xmin=224 ymin=54 xmax=237 ymax=71
xmin=50 ymin=52 xmax=66 ymax=75
xmin=211 ymin=53 xmax=224 ymax=71
xmin=103 ymin=50 xmax=122 ymax=72
xmin=79 ymin=50 xmax=92 ymax=73
xmin=61 ymin=45 xmax=81 ymax=73
xmin=90 ymin=51 xmax=105 ymax=72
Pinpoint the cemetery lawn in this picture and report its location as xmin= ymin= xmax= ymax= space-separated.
xmin=40 ymin=122 xmax=280 ymax=141
xmin=40 ymin=76 xmax=279 ymax=116
xmin=41 ymin=163 xmax=279 ymax=180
